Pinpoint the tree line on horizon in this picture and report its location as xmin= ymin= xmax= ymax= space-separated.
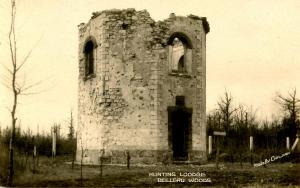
xmin=0 ymin=112 xmax=76 ymax=184
xmin=207 ymin=89 xmax=300 ymax=163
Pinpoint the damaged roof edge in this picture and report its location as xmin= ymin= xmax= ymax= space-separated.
xmin=80 ymin=9 xmax=210 ymax=34
xmin=187 ymin=14 xmax=210 ymax=34
xmin=90 ymin=8 xmax=138 ymax=19
xmin=202 ymin=17 xmax=210 ymax=34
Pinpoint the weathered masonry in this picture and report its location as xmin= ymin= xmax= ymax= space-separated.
xmin=77 ymin=9 xmax=209 ymax=164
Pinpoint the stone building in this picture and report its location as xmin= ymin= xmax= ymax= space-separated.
xmin=77 ymin=9 xmax=209 ymax=164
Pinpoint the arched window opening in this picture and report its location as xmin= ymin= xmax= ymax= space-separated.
xmin=84 ymin=41 xmax=95 ymax=76
xmin=168 ymin=34 xmax=192 ymax=74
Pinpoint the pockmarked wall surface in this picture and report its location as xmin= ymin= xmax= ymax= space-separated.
xmin=77 ymin=9 xmax=209 ymax=164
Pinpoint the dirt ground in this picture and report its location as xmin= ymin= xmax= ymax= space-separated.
xmin=7 ymin=156 xmax=300 ymax=187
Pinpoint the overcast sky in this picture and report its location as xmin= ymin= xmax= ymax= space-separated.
xmin=1 ymin=0 xmax=300 ymax=135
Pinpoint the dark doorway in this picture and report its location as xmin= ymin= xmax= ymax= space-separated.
xmin=168 ymin=97 xmax=192 ymax=161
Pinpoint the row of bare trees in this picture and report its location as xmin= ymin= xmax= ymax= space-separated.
xmin=275 ymin=89 xmax=300 ymax=141
xmin=0 ymin=115 xmax=76 ymax=184
xmin=207 ymin=89 xmax=300 ymax=162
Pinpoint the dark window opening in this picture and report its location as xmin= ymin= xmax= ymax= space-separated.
xmin=177 ymin=55 xmax=186 ymax=72
xmin=121 ymin=23 xmax=129 ymax=30
xmin=176 ymin=96 xmax=185 ymax=106
xmin=84 ymin=41 xmax=94 ymax=76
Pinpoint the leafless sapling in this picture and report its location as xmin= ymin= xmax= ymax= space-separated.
xmin=1 ymin=0 xmax=43 ymax=185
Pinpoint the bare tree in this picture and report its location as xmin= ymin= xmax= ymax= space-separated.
xmin=6 ymin=1 xmax=18 ymax=185
xmin=217 ymin=91 xmax=237 ymax=132
xmin=67 ymin=110 xmax=76 ymax=169
xmin=67 ymin=110 xmax=75 ymax=140
xmin=275 ymin=89 xmax=300 ymax=140
xmin=234 ymin=105 xmax=258 ymax=132
xmin=234 ymin=105 xmax=247 ymax=130
xmin=1 ymin=0 xmax=42 ymax=185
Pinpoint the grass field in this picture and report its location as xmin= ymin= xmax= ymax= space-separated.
xmin=3 ymin=156 xmax=300 ymax=187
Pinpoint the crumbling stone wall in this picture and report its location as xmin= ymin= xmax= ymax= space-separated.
xmin=77 ymin=9 xmax=209 ymax=164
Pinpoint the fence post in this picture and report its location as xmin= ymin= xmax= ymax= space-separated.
xmin=249 ymin=136 xmax=253 ymax=151
xmin=99 ymin=149 xmax=105 ymax=178
xmin=208 ymin=136 xmax=212 ymax=155
xmin=250 ymin=136 xmax=253 ymax=165
xmin=52 ymin=128 xmax=56 ymax=157
xmin=216 ymin=137 xmax=219 ymax=169
xmin=34 ymin=146 xmax=36 ymax=157
xmin=291 ymin=136 xmax=299 ymax=151
xmin=286 ymin=137 xmax=290 ymax=150
xmin=33 ymin=146 xmax=37 ymax=174
xmin=126 ymin=150 xmax=131 ymax=169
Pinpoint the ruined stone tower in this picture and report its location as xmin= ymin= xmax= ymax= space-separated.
xmin=77 ymin=9 xmax=209 ymax=164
